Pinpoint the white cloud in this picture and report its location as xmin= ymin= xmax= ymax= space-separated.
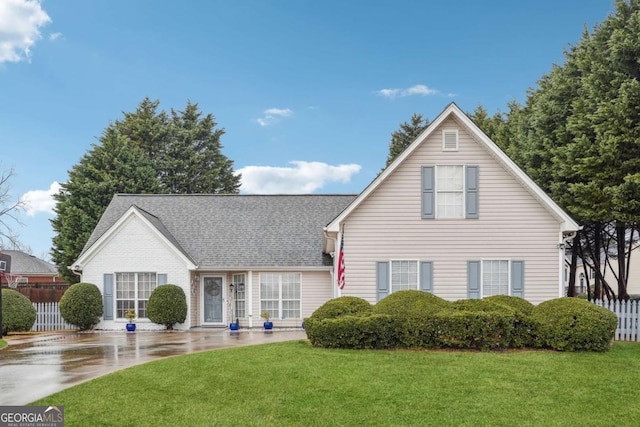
xmin=49 ymin=32 xmax=62 ymax=41
xmin=376 ymin=88 xmax=401 ymax=98
xmin=20 ymin=181 xmax=61 ymax=216
xmin=237 ymin=161 xmax=362 ymax=194
xmin=404 ymin=84 xmax=438 ymax=96
xmin=376 ymin=84 xmax=442 ymax=99
xmin=0 ymin=0 xmax=52 ymax=63
xmin=256 ymin=107 xmax=294 ymax=127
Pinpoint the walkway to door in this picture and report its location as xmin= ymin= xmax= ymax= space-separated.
xmin=0 ymin=329 xmax=307 ymax=405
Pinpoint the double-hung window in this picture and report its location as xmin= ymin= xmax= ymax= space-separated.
xmin=116 ymin=272 xmax=157 ymax=319
xmin=436 ymin=165 xmax=464 ymax=218
xmin=468 ymin=260 xmax=524 ymax=299
xmin=260 ymin=273 xmax=301 ymax=320
xmin=481 ymin=260 xmax=509 ymax=296
xmin=422 ymin=165 xmax=478 ymax=219
xmin=390 ymin=260 xmax=419 ymax=292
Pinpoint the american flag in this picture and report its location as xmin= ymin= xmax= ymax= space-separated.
xmin=337 ymin=235 xmax=345 ymax=290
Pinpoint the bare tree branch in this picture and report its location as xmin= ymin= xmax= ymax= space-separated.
xmin=0 ymin=165 xmax=25 ymax=249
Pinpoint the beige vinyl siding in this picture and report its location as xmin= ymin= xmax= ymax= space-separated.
xmin=245 ymin=270 xmax=331 ymax=328
xmin=342 ymin=117 xmax=562 ymax=305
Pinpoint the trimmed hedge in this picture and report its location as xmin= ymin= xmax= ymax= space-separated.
xmin=483 ymin=295 xmax=534 ymax=315
xmin=309 ymin=296 xmax=372 ymax=321
xmin=305 ymin=314 xmax=395 ymax=349
xmin=432 ymin=310 xmax=515 ymax=350
xmin=373 ymin=290 xmax=451 ymax=348
xmin=532 ymin=297 xmax=617 ymax=352
xmin=59 ymin=283 xmax=103 ymax=331
xmin=304 ymin=293 xmax=617 ymax=352
xmin=450 ymin=298 xmax=537 ymax=348
xmin=147 ymin=284 xmax=187 ymax=330
xmin=451 ymin=298 xmax=515 ymax=313
xmin=1 ymin=289 xmax=36 ymax=335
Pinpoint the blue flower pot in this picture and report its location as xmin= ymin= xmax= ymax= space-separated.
xmin=229 ymin=323 xmax=239 ymax=331
xmin=126 ymin=323 xmax=136 ymax=332
xmin=263 ymin=321 xmax=273 ymax=330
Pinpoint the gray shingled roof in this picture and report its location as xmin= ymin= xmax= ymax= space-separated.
xmin=81 ymin=194 xmax=357 ymax=268
xmin=0 ymin=250 xmax=58 ymax=275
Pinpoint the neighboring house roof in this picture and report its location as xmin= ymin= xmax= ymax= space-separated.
xmin=78 ymin=194 xmax=357 ymax=269
xmin=326 ymin=102 xmax=581 ymax=233
xmin=0 ymin=250 xmax=58 ymax=275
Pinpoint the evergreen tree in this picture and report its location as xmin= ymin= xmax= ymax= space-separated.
xmin=385 ymin=114 xmax=429 ymax=167
xmin=51 ymin=129 xmax=160 ymax=283
xmin=509 ymin=0 xmax=640 ymax=299
xmin=52 ymin=98 xmax=241 ymax=282
xmin=160 ymin=101 xmax=240 ymax=193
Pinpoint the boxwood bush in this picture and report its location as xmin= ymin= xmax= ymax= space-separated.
xmin=373 ymin=290 xmax=451 ymax=348
xmin=483 ymin=295 xmax=534 ymax=315
xmin=305 ymin=296 xmax=372 ymax=344
xmin=147 ymin=284 xmax=187 ymax=330
xmin=59 ymin=282 xmax=103 ymax=331
xmin=306 ymin=314 xmax=394 ymax=349
xmin=532 ymin=297 xmax=618 ymax=352
xmin=1 ymin=289 xmax=36 ymax=335
xmin=432 ymin=310 xmax=516 ymax=350
xmin=309 ymin=296 xmax=372 ymax=321
xmin=451 ymin=298 xmax=515 ymax=313
xmin=452 ymin=298 xmax=538 ymax=348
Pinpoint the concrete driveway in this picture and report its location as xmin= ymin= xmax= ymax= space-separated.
xmin=0 ymin=329 xmax=307 ymax=405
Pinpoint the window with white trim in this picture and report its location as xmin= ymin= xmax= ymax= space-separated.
xmin=0 ymin=260 xmax=5 ymax=271
xmin=482 ymin=260 xmax=509 ymax=296
xmin=116 ymin=272 xmax=157 ymax=319
xmin=260 ymin=273 xmax=301 ymax=320
xmin=436 ymin=165 xmax=464 ymax=218
xmin=391 ymin=260 xmax=419 ymax=293
xmin=232 ymin=273 xmax=246 ymax=318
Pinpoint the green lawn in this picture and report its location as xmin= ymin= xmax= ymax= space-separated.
xmin=33 ymin=341 xmax=640 ymax=426
xmin=0 ymin=339 xmax=6 ymax=349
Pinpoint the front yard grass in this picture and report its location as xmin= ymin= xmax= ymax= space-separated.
xmin=33 ymin=341 xmax=640 ymax=426
xmin=0 ymin=339 xmax=6 ymax=349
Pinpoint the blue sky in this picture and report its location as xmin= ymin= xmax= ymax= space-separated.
xmin=0 ymin=0 xmax=615 ymax=260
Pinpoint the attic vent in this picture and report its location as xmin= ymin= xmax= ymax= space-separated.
xmin=442 ymin=130 xmax=459 ymax=151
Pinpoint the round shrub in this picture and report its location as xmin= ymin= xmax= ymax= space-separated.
xmin=374 ymin=290 xmax=450 ymax=317
xmin=59 ymin=282 xmax=103 ymax=331
xmin=147 ymin=284 xmax=187 ymax=330
xmin=1 ymin=289 xmax=36 ymax=335
xmin=483 ymin=295 xmax=534 ymax=315
xmin=309 ymin=296 xmax=372 ymax=321
xmin=373 ymin=290 xmax=451 ymax=348
xmin=532 ymin=297 xmax=618 ymax=352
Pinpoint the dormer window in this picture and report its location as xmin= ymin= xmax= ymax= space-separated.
xmin=442 ymin=129 xmax=459 ymax=151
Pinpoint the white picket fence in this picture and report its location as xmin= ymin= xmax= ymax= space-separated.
xmin=592 ymin=299 xmax=640 ymax=342
xmin=31 ymin=302 xmax=74 ymax=332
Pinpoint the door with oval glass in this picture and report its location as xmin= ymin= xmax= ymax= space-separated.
xmin=202 ymin=276 xmax=224 ymax=324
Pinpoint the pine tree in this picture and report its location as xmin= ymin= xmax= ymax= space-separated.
xmin=51 ymin=128 xmax=160 ymax=283
xmin=385 ymin=114 xmax=429 ymax=167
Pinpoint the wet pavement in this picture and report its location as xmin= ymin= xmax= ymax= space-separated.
xmin=0 ymin=329 xmax=307 ymax=405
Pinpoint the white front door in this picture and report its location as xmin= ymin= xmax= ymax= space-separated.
xmin=202 ymin=276 xmax=225 ymax=325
